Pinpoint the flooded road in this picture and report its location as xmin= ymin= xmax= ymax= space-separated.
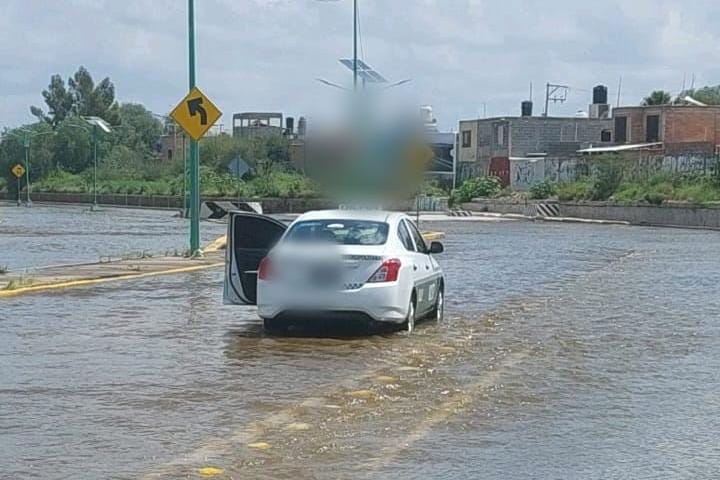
xmin=2 ymin=207 xmax=720 ymax=479
xmin=0 ymin=204 xmax=226 ymax=270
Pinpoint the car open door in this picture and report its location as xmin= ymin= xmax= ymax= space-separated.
xmin=224 ymin=211 xmax=287 ymax=305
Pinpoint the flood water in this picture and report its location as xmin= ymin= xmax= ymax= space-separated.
xmin=2 ymin=205 xmax=720 ymax=479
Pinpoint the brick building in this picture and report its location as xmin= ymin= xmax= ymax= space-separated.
xmin=611 ymin=105 xmax=720 ymax=155
xmin=457 ymin=115 xmax=612 ymax=185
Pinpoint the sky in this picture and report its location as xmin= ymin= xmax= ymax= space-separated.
xmin=2 ymin=0 xmax=720 ymax=132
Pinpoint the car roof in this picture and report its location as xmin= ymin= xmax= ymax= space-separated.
xmin=294 ymin=209 xmax=405 ymax=223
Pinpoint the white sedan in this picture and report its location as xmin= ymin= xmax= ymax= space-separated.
xmin=224 ymin=210 xmax=445 ymax=332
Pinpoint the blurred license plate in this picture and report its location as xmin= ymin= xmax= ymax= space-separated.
xmin=309 ymin=264 xmax=341 ymax=287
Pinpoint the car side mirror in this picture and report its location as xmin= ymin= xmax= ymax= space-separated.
xmin=429 ymin=241 xmax=444 ymax=254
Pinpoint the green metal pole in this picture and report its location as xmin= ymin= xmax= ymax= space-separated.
xmin=188 ymin=0 xmax=200 ymax=253
xmin=24 ymin=137 xmax=31 ymax=206
xmin=93 ymin=126 xmax=98 ymax=208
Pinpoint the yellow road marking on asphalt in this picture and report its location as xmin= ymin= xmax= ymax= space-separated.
xmin=247 ymin=441 xmax=271 ymax=450
xmin=198 ymin=466 xmax=224 ymax=476
xmin=421 ymin=231 xmax=445 ymax=241
xmin=203 ymin=235 xmax=227 ymax=253
xmin=140 ymin=346 xmax=522 ymax=479
xmin=367 ymin=351 xmax=527 ymax=471
xmin=0 ymin=262 xmax=224 ymax=298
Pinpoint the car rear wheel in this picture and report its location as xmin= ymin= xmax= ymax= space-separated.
xmin=263 ymin=317 xmax=286 ymax=332
xmin=433 ymin=288 xmax=444 ymax=323
xmin=405 ymin=296 xmax=416 ymax=334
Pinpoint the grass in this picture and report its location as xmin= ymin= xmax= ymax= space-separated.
xmin=28 ymin=168 xmax=321 ymax=199
xmin=555 ymin=174 xmax=720 ymax=205
xmin=4 ymin=277 xmax=37 ymax=291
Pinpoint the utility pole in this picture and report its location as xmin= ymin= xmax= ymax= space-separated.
xmin=353 ymin=0 xmax=358 ymax=92
xmin=188 ymin=0 xmax=200 ymax=254
xmin=543 ymin=83 xmax=569 ymax=116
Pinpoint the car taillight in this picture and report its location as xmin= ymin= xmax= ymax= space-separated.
xmin=258 ymin=257 xmax=272 ymax=280
xmin=367 ymin=258 xmax=401 ymax=283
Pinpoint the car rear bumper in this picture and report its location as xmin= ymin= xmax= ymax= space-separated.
xmin=257 ymin=281 xmax=410 ymax=324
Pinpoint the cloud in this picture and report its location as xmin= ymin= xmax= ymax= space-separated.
xmin=2 ymin=0 xmax=719 ymax=130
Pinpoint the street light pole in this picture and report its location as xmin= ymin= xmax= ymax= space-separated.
xmin=92 ymin=125 xmax=98 ymax=210
xmin=188 ymin=0 xmax=200 ymax=254
xmin=23 ymin=136 xmax=32 ymax=206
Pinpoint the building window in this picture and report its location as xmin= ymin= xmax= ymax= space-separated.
xmin=646 ymin=115 xmax=660 ymax=142
xmin=461 ymin=130 xmax=472 ymax=148
xmin=614 ymin=116 xmax=627 ymax=143
xmin=495 ymin=124 xmax=505 ymax=146
xmin=601 ymin=129 xmax=612 ymax=142
xmin=167 ymin=149 xmax=173 ymax=161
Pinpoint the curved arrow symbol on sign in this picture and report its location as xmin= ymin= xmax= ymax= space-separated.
xmin=187 ymin=97 xmax=208 ymax=125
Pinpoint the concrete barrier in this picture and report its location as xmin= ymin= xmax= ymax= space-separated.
xmin=1 ymin=192 xmax=448 ymax=215
xmin=559 ymin=201 xmax=720 ymax=229
xmin=463 ymin=197 xmax=720 ymax=229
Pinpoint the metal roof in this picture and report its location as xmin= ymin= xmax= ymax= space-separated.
xmin=577 ymin=142 xmax=663 ymax=154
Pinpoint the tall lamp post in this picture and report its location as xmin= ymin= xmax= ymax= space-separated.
xmin=67 ymin=117 xmax=112 ymax=210
xmin=2 ymin=128 xmax=55 ymax=206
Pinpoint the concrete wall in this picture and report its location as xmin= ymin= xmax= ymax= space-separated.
xmin=462 ymin=198 xmax=535 ymax=215
xmin=560 ymin=201 xmax=720 ymax=228
xmin=0 ymin=192 xmax=446 ymax=214
xmin=509 ymin=117 xmax=611 ymax=157
xmin=509 ymin=153 xmax=719 ymax=189
xmin=462 ymin=197 xmax=720 ymax=229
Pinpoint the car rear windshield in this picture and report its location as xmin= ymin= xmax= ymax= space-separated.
xmin=284 ymin=220 xmax=389 ymax=245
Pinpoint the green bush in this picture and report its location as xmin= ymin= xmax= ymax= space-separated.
xmin=644 ymin=192 xmax=666 ymax=205
xmin=419 ymin=180 xmax=448 ymax=197
xmin=450 ymin=176 xmax=501 ymax=206
xmin=34 ymin=170 xmax=86 ymax=193
xmin=529 ymin=180 xmax=557 ymax=199
xmin=556 ymin=180 xmax=592 ymax=201
xmin=590 ymin=159 xmax=624 ymax=200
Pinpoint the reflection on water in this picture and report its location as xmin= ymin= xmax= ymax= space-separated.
xmin=2 ymin=215 xmax=720 ymax=479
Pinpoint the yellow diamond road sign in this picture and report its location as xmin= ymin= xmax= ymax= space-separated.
xmin=11 ymin=164 xmax=25 ymax=178
xmin=170 ymin=87 xmax=222 ymax=141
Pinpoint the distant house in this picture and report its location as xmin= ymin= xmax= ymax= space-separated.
xmin=608 ymin=105 xmax=720 ymax=156
xmin=232 ymin=112 xmax=284 ymax=139
xmin=457 ymin=115 xmax=612 ymax=186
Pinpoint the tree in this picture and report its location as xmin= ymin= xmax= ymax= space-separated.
xmin=641 ymin=90 xmax=672 ymax=106
xmin=68 ymin=66 xmax=120 ymax=123
xmin=684 ymin=85 xmax=720 ymax=105
xmin=115 ymin=103 xmax=163 ymax=153
xmin=30 ymin=67 xmax=120 ymax=127
xmin=30 ymin=75 xmax=74 ymax=127
xmin=52 ymin=118 xmax=92 ymax=173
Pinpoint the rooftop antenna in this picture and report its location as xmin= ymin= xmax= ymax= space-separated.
xmin=681 ymin=72 xmax=687 ymax=95
xmin=543 ymin=83 xmax=569 ymax=116
xmin=616 ymin=75 xmax=622 ymax=107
